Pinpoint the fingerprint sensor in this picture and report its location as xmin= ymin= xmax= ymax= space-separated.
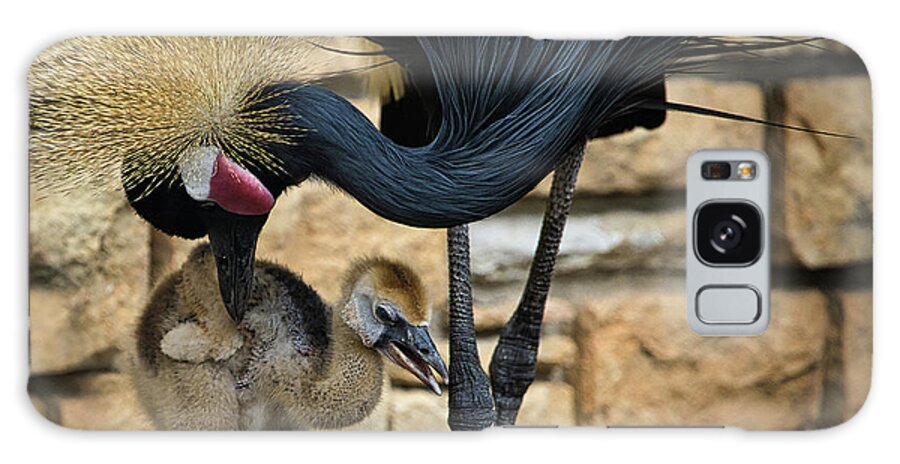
xmin=696 ymin=286 xmax=761 ymax=324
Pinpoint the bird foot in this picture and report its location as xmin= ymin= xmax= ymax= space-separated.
xmin=448 ymin=357 xmax=496 ymax=430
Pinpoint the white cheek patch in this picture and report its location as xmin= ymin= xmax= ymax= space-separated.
xmin=179 ymin=146 xmax=219 ymax=201
xmin=344 ymin=282 xmax=385 ymax=348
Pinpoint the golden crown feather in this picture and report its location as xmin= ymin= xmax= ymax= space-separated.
xmin=29 ymin=36 xmax=402 ymax=199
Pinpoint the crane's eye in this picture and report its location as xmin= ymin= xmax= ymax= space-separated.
xmin=373 ymin=302 xmax=399 ymax=324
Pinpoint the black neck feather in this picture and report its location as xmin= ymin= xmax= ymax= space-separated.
xmin=265 ymin=38 xmax=680 ymax=228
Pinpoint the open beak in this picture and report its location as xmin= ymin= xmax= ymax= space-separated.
xmin=200 ymin=206 xmax=269 ymax=322
xmin=376 ymin=323 xmax=449 ymax=395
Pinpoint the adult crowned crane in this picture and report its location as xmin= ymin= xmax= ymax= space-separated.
xmin=30 ymin=36 xmax=689 ymax=321
xmin=30 ymin=36 xmax=843 ymax=429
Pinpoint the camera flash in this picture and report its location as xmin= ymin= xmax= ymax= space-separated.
xmin=737 ymin=162 xmax=757 ymax=180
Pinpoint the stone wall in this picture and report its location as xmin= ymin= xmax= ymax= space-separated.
xmin=28 ymin=41 xmax=871 ymax=430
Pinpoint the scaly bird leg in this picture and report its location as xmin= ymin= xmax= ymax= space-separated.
xmin=489 ymin=143 xmax=585 ymax=426
xmin=446 ymin=224 xmax=495 ymax=430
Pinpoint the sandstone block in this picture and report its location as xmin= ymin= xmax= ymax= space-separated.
xmin=517 ymin=381 xmax=576 ymax=426
xmin=839 ymin=290 xmax=873 ymax=422
xmin=29 ymin=190 xmax=150 ymax=375
xmin=470 ymin=209 xmax=684 ymax=284
xmin=389 ymin=388 xmax=449 ymax=431
xmin=574 ymin=290 xmax=829 ymax=429
xmin=29 ymin=372 xmax=153 ymax=430
xmin=783 ymin=77 xmax=872 ymax=268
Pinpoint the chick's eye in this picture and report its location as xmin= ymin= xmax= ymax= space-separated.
xmin=373 ymin=302 xmax=397 ymax=324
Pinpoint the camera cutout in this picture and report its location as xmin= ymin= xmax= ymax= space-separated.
xmin=687 ymin=150 xmax=770 ymax=336
xmin=701 ymin=161 xmax=757 ymax=181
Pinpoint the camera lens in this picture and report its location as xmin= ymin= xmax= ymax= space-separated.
xmin=695 ymin=202 xmax=762 ymax=265
xmin=711 ymin=219 xmax=743 ymax=251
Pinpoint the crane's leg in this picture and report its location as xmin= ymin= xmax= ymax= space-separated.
xmin=489 ymin=143 xmax=585 ymax=426
xmin=446 ymin=224 xmax=495 ymax=430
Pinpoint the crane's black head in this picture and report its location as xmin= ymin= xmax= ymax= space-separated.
xmin=125 ymin=146 xmax=306 ymax=322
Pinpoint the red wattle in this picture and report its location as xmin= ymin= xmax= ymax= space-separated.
xmin=207 ymin=153 xmax=275 ymax=216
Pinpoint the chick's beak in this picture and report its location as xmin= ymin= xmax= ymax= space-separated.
xmin=200 ymin=207 xmax=269 ymax=322
xmin=376 ymin=322 xmax=448 ymax=395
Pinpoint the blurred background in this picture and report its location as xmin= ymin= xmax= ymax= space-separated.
xmin=28 ymin=39 xmax=871 ymax=431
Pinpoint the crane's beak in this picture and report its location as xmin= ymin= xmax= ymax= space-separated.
xmin=375 ymin=321 xmax=449 ymax=395
xmin=200 ymin=207 xmax=268 ymax=322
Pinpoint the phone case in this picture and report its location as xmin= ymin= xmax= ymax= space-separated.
xmin=27 ymin=36 xmax=871 ymax=431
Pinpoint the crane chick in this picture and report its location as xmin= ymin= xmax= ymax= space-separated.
xmin=132 ymin=244 xmax=446 ymax=430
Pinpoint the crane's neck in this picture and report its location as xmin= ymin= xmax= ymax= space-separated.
xmin=268 ymin=83 xmax=578 ymax=228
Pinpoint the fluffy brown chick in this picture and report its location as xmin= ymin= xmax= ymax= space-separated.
xmin=131 ymin=244 xmax=446 ymax=430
